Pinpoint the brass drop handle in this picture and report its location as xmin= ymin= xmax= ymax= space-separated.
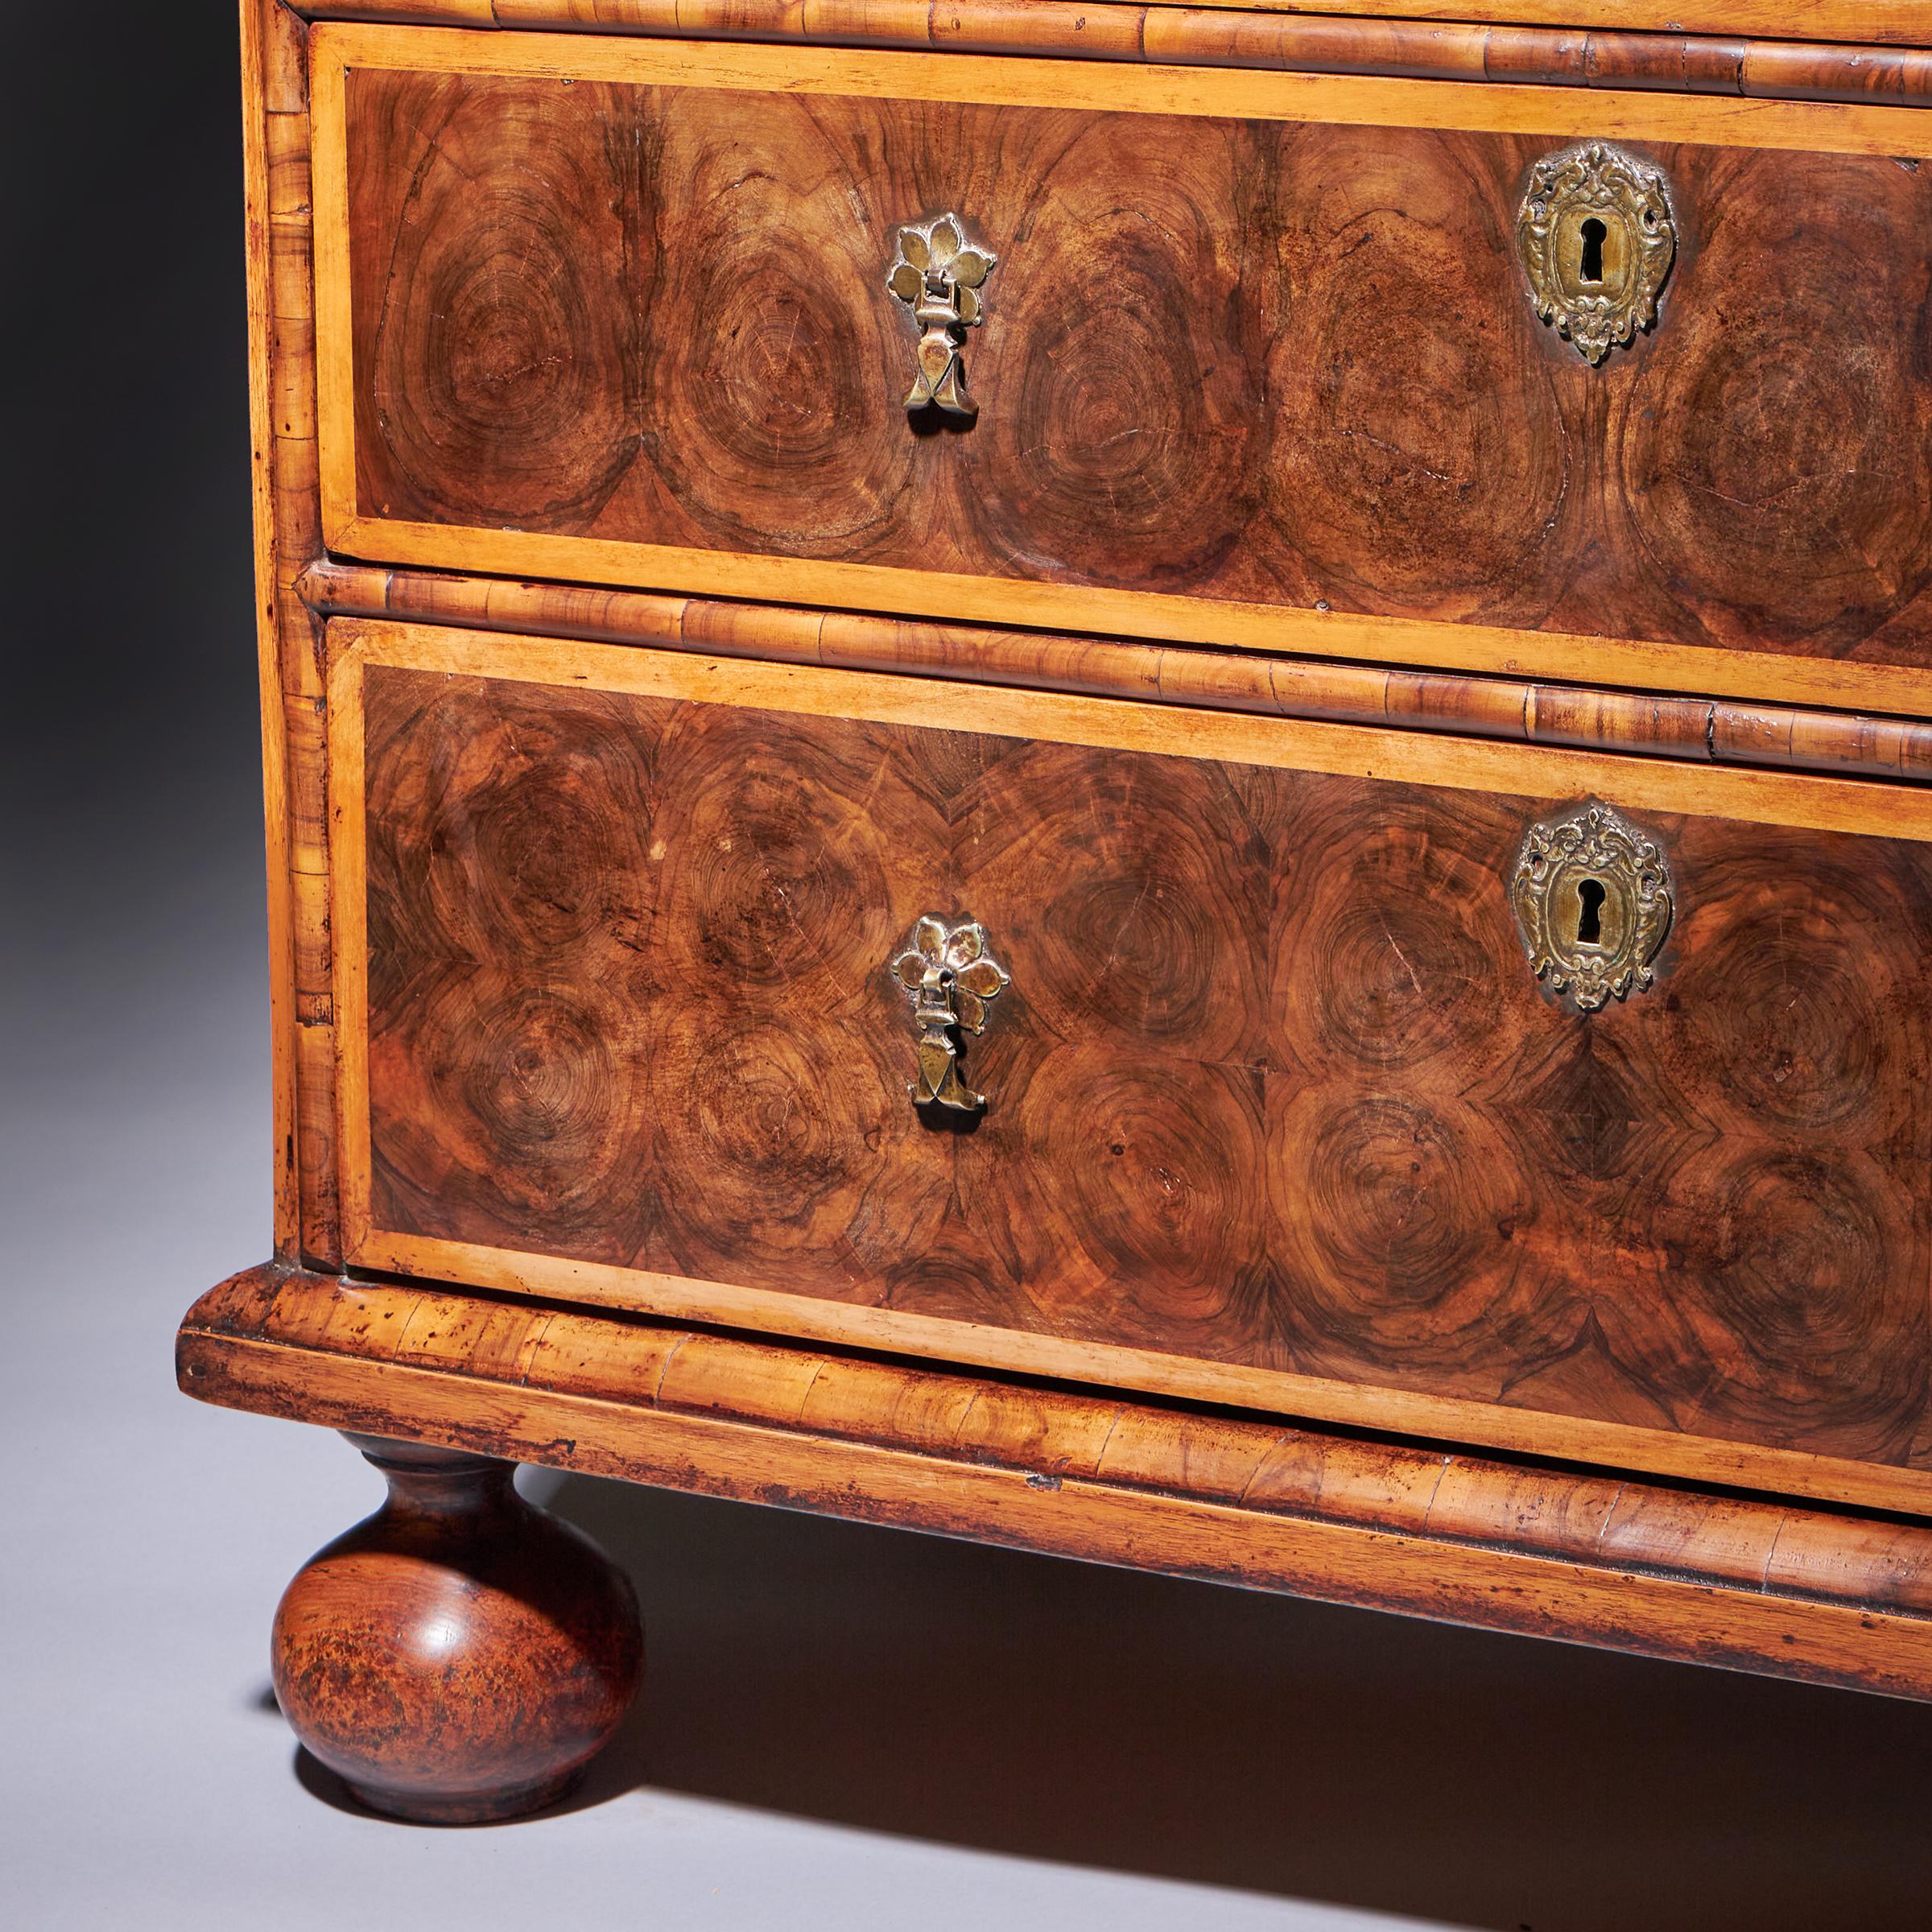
xmin=886 ymin=214 xmax=997 ymax=419
xmin=891 ymin=915 xmax=1010 ymax=1111
xmin=1517 ymin=142 xmax=1676 ymax=364
xmin=1510 ymin=800 xmax=1674 ymax=1012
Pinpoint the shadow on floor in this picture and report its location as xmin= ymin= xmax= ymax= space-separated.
xmin=526 ymin=1471 xmax=1932 ymax=1932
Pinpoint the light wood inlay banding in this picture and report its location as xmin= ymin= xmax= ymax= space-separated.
xmin=301 ymin=561 xmax=1932 ymax=784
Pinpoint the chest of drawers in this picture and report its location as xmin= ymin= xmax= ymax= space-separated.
xmin=181 ymin=0 xmax=1932 ymax=1824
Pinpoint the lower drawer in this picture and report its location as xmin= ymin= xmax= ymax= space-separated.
xmin=328 ymin=617 xmax=1932 ymax=1514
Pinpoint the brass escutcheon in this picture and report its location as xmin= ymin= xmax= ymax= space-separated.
xmin=1510 ymin=800 xmax=1674 ymax=1013
xmin=1517 ymin=142 xmax=1677 ymax=365
xmin=891 ymin=915 xmax=1010 ymax=1111
xmin=886 ymin=214 xmax=997 ymax=419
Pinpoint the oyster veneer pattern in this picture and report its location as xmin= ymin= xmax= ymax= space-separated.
xmin=357 ymin=663 xmax=1932 ymax=1477
xmin=337 ymin=65 xmax=1932 ymax=673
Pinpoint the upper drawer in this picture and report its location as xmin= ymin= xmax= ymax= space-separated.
xmin=311 ymin=27 xmax=1932 ymax=712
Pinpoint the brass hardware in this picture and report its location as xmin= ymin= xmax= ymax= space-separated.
xmin=1517 ymin=142 xmax=1676 ymax=365
xmin=886 ymin=214 xmax=997 ymax=418
xmin=891 ymin=915 xmax=1010 ymax=1111
xmin=1510 ymin=800 xmax=1674 ymax=1013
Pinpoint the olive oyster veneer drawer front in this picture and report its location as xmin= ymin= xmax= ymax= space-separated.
xmin=328 ymin=617 xmax=1932 ymax=1517
xmin=309 ymin=27 xmax=1932 ymax=715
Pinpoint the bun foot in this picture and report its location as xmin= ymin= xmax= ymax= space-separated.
xmin=271 ymin=1434 xmax=642 ymax=1824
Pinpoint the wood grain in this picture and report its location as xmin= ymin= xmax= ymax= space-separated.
xmin=300 ymin=1 xmax=1932 ymax=105
xmin=324 ymin=619 xmax=1932 ymax=1511
xmin=244 ymin=0 xmax=341 ymax=1261
xmin=242 ymin=0 xmax=299 ymax=1253
xmin=301 ymin=3 xmax=1932 ymax=56
xmin=1137 ymin=1 xmax=1930 ymax=43
xmin=301 ymin=559 xmax=1932 ymax=785
xmin=312 ymin=31 xmax=1932 ymax=716
xmin=272 ymin=1431 xmax=642 ymax=1822
xmin=180 ymin=1265 xmax=1932 ymax=1701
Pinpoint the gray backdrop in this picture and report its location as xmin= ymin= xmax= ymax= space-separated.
xmin=6 ymin=6 xmax=1930 ymax=1926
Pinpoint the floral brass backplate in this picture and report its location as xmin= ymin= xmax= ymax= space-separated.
xmin=886 ymin=214 xmax=997 ymax=418
xmin=1510 ymin=800 xmax=1674 ymax=1013
xmin=891 ymin=915 xmax=1011 ymax=1110
xmin=1517 ymin=142 xmax=1677 ymax=364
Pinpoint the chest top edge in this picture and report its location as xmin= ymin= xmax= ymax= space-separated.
xmin=288 ymin=2 xmax=1932 ymax=82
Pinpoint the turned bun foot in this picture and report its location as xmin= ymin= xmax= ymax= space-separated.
xmin=270 ymin=1434 xmax=642 ymax=1824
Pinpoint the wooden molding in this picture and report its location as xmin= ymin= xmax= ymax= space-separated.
xmin=322 ymin=514 xmax=1932 ymax=720
xmin=242 ymin=0 xmax=299 ymax=1254
xmin=301 ymin=560 xmax=1932 ymax=784
xmin=245 ymin=0 xmax=340 ymax=1262
xmin=180 ymin=1263 xmax=1932 ymax=1701
xmin=294 ymin=4 xmax=1932 ymax=85
xmin=1133 ymin=2 xmax=1931 ymax=46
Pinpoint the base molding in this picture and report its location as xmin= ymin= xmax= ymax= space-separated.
xmin=181 ymin=1263 xmax=1932 ymax=1703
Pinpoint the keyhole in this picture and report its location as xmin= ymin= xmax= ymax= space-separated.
xmin=1576 ymin=877 xmax=1607 ymax=946
xmin=1579 ymin=217 xmax=1607 ymax=284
